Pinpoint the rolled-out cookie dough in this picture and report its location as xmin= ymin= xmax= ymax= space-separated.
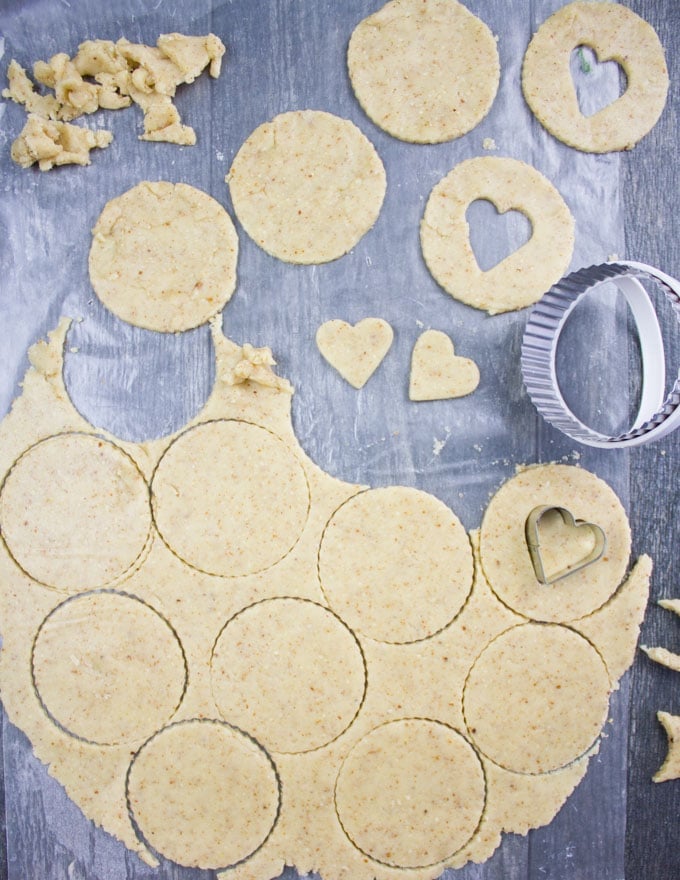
xmin=522 ymin=1 xmax=668 ymax=153
xmin=316 ymin=318 xmax=393 ymax=389
xmin=347 ymin=0 xmax=499 ymax=144
xmin=420 ymin=156 xmax=575 ymax=314
xmin=88 ymin=181 xmax=239 ymax=332
xmin=226 ymin=110 xmax=386 ymax=264
xmin=0 ymin=321 xmax=652 ymax=880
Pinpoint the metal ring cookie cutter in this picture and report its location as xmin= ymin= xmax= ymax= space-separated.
xmin=525 ymin=505 xmax=607 ymax=585
xmin=521 ymin=261 xmax=680 ymax=447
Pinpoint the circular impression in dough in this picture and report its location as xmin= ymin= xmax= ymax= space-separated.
xmin=211 ymin=597 xmax=366 ymax=753
xmin=463 ymin=623 xmax=611 ymax=774
xmin=151 ymin=419 xmax=310 ymax=577
xmin=420 ymin=156 xmax=575 ymax=314
xmin=522 ymin=1 xmax=669 ymax=153
xmin=126 ymin=719 xmax=280 ymax=870
xmin=347 ymin=0 xmax=500 ymax=144
xmin=335 ymin=718 xmax=485 ymax=868
xmin=318 ymin=486 xmax=473 ymax=644
xmin=0 ymin=433 xmax=151 ymax=591
xmin=226 ymin=110 xmax=386 ymax=264
xmin=89 ymin=181 xmax=239 ymax=332
xmin=479 ymin=464 xmax=631 ymax=622
xmin=32 ymin=591 xmax=186 ymax=746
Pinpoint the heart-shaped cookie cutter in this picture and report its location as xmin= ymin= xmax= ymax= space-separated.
xmin=525 ymin=505 xmax=607 ymax=585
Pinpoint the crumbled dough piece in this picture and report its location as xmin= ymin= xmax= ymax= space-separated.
xmin=347 ymin=0 xmax=499 ymax=144
xmin=522 ymin=1 xmax=668 ymax=153
xmin=157 ymin=33 xmax=226 ymax=81
xmin=33 ymin=53 xmax=101 ymax=120
xmin=654 ymin=712 xmax=680 ymax=783
xmin=10 ymin=114 xmax=112 ymax=170
xmin=420 ymin=156 xmax=575 ymax=314
xmin=409 ymin=329 xmax=480 ymax=401
xmin=2 ymin=60 xmax=60 ymax=118
xmin=315 ymin=318 xmax=393 ymax=389
xmin=641 ymin=645 xmax=680 ymax=673
xmin=227 ymin=110 xmax=386 ymax=264
xmin=223 ymin=343 xmax=293 ymax=393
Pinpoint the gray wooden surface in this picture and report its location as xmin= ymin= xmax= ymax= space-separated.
xmin=0 ymin=0 xmax=678 ymax=878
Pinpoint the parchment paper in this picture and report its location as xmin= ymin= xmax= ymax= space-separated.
xmin=0 ymin=1 xmax=637 ymax=878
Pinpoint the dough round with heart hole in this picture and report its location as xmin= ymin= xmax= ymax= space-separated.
xmin=227 ymin=110 xmax=386 ymax=264
xmin=420 ymin=156 xmax=575 ymax=314
xmin=89 ymin=181 xmax=239 ymax=332
xmin=479 ymin=464 xmax=631 ymax=622
xmin=463 ymin=623 xmax=611 ymax=774
xmin=522 ymin=1 xmax=668 ymax=153
xmin=347 ymin=0 xmax=499 ymax=144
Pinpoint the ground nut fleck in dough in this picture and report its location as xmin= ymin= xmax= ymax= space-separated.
xmin=522 ymin=1 xmax=668 ymax=153
xmin=227 ymin=110 xmax=386 ymax=264
xmin=88 ymin=181 xmax=238 ymax=333
xmin=316 ymin=318 xmax=393 ymax=389
xmin=347 ymin=0 xmax=499 ymax=144
xmin=420 ymin=156 xmax=575 ymax=314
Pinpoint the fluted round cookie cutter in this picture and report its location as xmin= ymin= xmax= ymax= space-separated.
xmin=521 ymin=261 xmax=680 ymax=448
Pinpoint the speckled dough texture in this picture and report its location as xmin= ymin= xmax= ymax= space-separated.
xmin=420 ymin=156 xmax=575 ymax=314
xmin=0 ymin=323 xmax=651 ymax=880
xmin=226 ymin=110 xmax=386 ymax=264
xmin=409 ymin=330 xmax=480 ymax=400
xmin=89 ymin=181 xmax=239 ymax=332
xmin=316 ymin=318 xmax=393 ymax=389
xmin=347 ymin=0 xmax=500 ymax=144
xmin=522 ymin=1 xmax=669 ymax=153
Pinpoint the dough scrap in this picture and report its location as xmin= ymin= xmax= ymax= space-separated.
xmin=653 ymin=712 xmax=680 ymax=783
xmin=88 ymin=181 xmax=239 ymax=333
xmin=0 ymin=321 xmax=651 ymax=878
xmin=347 ymin=0 xmax=499 ymax=144
xmin=227 ymin=110 xmax=386 ymax=264
xmin=10 ymin=114 xmax=112 ymax=170
xmin=409 ymin=329 xmax=480 ymax=401
xmin=316 ymin=318 xmax=393 ymax=389
xmin=420 ymin=156 xmax=575 ymax=314
xmin=522 ymin=1 xmax=668 ymax=153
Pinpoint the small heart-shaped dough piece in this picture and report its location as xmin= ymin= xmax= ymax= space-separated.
xmin=316 ymin=318 xmax=393 ymax=389
xmin=409 ymin=330 xmax=480 ymax=401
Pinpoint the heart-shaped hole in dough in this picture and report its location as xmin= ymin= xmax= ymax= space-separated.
xmin=466 ymin=199 xmax=532 ymax=272
xmin=570 ymin=45 xmax=628 ymax=118
xmin=525 ymin=506 xmax=607 ymax=585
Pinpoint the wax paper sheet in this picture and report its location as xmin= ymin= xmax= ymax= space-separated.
xmin=0 ymin=0 xmax=636 ymax=878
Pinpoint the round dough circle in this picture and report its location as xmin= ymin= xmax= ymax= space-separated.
xmin=522 ymin=1 xmax=669 ymax=153
xmin=348 ymin=0 xmax=500 ymax=144
xmin=127 ymin=719 xmax=280 ymax=870
xmin=420 ymin=156 xmax=575 ymax=314
xmin=463 ymin=623 xmax=611 ymax=774
xmin=227 ymin=110 xmax=386 ymax=264
xmin=318 ymin=487 xmax=473 ymax=644
xmin=211 ymin=597 xmax=366 ymax=753
xmin=89 ymin=181 xmax=239 ymax=332
xmin=479 ymin=464 xmax=631 ymax=622
xmin=32 ymin=591 xmax=186 ymax=745
xmin=335 ymin=719 xmax=485 ymax=868
xmin=0 ymin=433 xmax=151 ymax=590
xmin=151 ymin=420 xmax=309 ymax=577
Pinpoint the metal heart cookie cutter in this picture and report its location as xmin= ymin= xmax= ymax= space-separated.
xmin=525 ymin=505 xmax=607 ymax=585
xmin=521 ymin=261 xmax=680 ymax=447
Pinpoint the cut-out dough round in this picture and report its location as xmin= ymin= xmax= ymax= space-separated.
xmin=522 ymin=1 xmax=669 ymax=153
xmin=0 ymin=433 xmax=150 ymax=590
xmin=335 ymin=719 xmax=485 ymax=867
xmin=319 ymin=486 xmax=473 ymax=643
xmin=464 ymin=623 xmax=611 ymax=774
xmin=479 ymin=464 xmax=631 ymax=622
xmin=151 ymin=420 xmax=309 ymax=577
xmin=32 ymin=591 xmax=186 ymax=745
xmin=89 ymin=181 xmax=239 ymax=332
xmin=347 ymin=0 xmax=499 ymax=144
xmin=227 ymin=110 xmax=386 ymax=264
xmin=126 ymin=719 xmax=280 ymax=869
xmin=420 ymin=156 xmax=575 ymax=314
xmin=211 ymin=597 xmax=366 ymax=753
xmin=316 ymin=318 xmax=393 ymax=389
xmin=409 ymin=329 xmax=480 ymax=400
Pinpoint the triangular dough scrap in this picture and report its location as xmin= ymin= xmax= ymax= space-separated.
xmin=316 ymin=318 xmax=393 ymax=389
xmin=409 ymin=329 xmax=480 ymax=401
xmin=654 ymin=712 xmax=680 ymax=783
